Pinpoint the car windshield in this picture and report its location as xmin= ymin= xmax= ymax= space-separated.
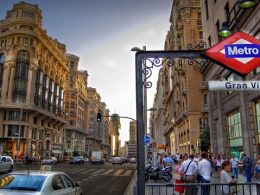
xmin=0 ymin=174 xmax=47 ymax=191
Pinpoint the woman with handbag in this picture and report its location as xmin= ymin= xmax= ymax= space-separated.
xmin=173 ymin=159 xmax=184 ymax=195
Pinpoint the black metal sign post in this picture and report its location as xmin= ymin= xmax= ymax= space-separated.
xmin=133 ymin=45 xmax=207 ymax=195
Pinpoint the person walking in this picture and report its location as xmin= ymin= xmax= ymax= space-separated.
xmin=216 ymin=154 xmax=222 ymax=175
xmin=180 ymin=154 xmax=198 ymax=195
xmin=198 ymin=152 xmax=212 ymax=195
xmin=220 ymin=161 xmax=237 ymax=195
xmin=254 ymin=161 xmax=260 ymax=179
xmin=242 ymin=153 xmax=253 ymax=182
xmin=173 ymin=158 xmax=185 ymax=195
xmin=230 ymin=155 xmax=239 ymax=179
xmin=163 ymin=155 xmax=174 ymax=167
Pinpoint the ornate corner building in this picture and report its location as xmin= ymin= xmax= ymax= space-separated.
xmin=0 ymin=2 xmax=67 ymax=159
xmin=0 ymin=1 xmax=114 ymax=160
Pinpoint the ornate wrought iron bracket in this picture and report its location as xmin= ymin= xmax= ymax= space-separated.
xmin=138 ymin=42 xmax=209 ymax=88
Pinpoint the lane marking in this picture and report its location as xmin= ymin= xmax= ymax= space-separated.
xmin=92 ymin=169 xmax=106 ymax=175
xmin=113 ymin=169 xmax=124 ymax=176
xmin=123 ymin=170 xmax=132 ymax=176
xmin=101 ymin=169 xmax=114 ymax=175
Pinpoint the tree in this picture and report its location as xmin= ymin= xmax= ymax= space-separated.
xmin=111 ymin=113 xmax=121 ymax=131
xmin=200 ymin=127 xmax=210 ymax=152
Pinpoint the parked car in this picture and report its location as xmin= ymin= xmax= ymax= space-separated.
xmin=112 ymin=157 xmax=123 ymax=165
xmin=0 ymin=155 xmax=14 ymax=172
xmin=24 ymin=155 xmax=39 ymax=164
xmin=108 ymin=157 xmax=114 ymax=163
xmin=121 ymin=157 xmax=127 ymax=164
xmin=42 ymin=157 xmax=57 ymax=165
xmin=0 ymin=170 xmax=82 ymax=195
xmin=70 ymin=156 xmax=84 ymax=164
xmin=129 ymin=157 xmax=137 ymax=163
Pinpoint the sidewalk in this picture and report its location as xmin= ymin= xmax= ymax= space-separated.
xmin=145 ymin=165 xmax=259 ymax=195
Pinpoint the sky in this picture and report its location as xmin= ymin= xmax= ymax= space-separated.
xmin=0 ymin=0 xmax=172 ymax=146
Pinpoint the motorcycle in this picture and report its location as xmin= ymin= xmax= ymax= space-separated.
xmin=145 ymin=164 xmax=172 ymax=182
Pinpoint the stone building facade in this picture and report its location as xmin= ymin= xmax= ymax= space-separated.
xmin=0 ymin=1 xmax=113 ymax=160
xmin=64 ymin=54 xmax=88 ymax=156
xmin=100 ymin=102 xmax=110 ymax=158
xmin=200 ymin=0 xmax=260 ymax=159
xmin=162 ymin=0 xmax=205 ymax=154
xmin=127 ymin=120 xmax=137 ymax=158
xmin=0 ymin=2 xmax=67 ymax=159
xmin=149 ymin=69 xmax=166 ymax=151
xmin=86 ymin=87 xmax=102 ymax=154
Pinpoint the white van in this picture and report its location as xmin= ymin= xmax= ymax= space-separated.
xmin=91 ymin=151 xmax=104 ymax=165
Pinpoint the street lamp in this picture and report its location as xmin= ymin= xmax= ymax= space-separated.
xmin=239 ymin=0 xmax=256 ymax=8
xmin=218 ymin=0 xmax=257 ymax=38
xmin=218 ymin=22 xmax=232 ymax=38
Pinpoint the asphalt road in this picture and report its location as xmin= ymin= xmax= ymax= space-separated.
xmin=1 ymin=162 xmax=136 ymax=195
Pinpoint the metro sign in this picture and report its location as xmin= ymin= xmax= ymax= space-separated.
xmin=204 ymin=32 xmax=260 ymax=76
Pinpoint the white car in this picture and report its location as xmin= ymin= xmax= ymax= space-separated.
xmin=129 ymin=157 xmax=137 ymax=163
xmin=0 ymin=155 xmax=14 ymax=172
xmin=0 ymin=171 xmax=82 ymax=195
xmin=42 ymin=157 xmax=57 ymax=165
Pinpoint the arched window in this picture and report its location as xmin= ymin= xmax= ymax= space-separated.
xmin=13 ymin=50 xmax=29 ymax=102
xmin=0 ymin=53 xmax=5 ymax=97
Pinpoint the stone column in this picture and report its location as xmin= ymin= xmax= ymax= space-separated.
xmin=7 ymin=64 xmax=15 ymax=101
xmin=26 ymin=65 xmax=35 ymax=103
xmin=1 ymin=63 xmax=10 ymax=99
xmin=217 ymin=92 xmax=225 ymax=155
xmin=240 ymin=91 xmax=252 ymax=157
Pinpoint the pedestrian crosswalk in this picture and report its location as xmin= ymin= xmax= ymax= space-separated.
xmin=53 ymin=166 xmax=134 ymax=177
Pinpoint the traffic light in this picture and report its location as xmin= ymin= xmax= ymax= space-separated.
xmin=97 ymin=112 xmax=102 ymax=122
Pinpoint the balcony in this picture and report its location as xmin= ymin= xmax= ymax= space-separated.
xmin=176 ymin=0 xmax=200 ymax=13
xmin=178 ymin=66 xmax=186 ymax=75
xmin=182 ymin=87 xmax=187 ymax=95
xmin=201 ymin=104 xmax=208 ymax=113
xmin=174 ymin=95 xmax=181 ymax=104
xmin=200 ymin=81 xmax=208 ymax=90
xmin=197 ymin=19 xmax=202 ymax=26
xmin=175 ymin=107 xmax=188 ymax=123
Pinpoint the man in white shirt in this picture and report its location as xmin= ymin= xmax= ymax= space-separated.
xmin=180 ymin=154 xmax=198 ymax=195
xmin=230 ymin=155 xmax=239 ymax=179
xmin=198 ymin=152 xmax=212 ymax=195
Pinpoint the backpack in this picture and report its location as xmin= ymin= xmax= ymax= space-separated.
xmin=249 ymin=158 xmax=253 ymax=166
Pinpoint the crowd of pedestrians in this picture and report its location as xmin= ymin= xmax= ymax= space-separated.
xmin=154 ymin=152 xmax=260 ymax=195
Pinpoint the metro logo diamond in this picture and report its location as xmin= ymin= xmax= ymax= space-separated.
xmin=204 ymin=32 xmax=260 ymax=76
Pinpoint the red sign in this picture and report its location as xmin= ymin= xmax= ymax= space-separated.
xmin=204 ymin=32 xmax=260 ymax=76
xmin=156 ymin=144 xmax=166 ymax=148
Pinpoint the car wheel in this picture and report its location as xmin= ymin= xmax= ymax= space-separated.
xmin=8 ymin=166 xmax=13 ymax=172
